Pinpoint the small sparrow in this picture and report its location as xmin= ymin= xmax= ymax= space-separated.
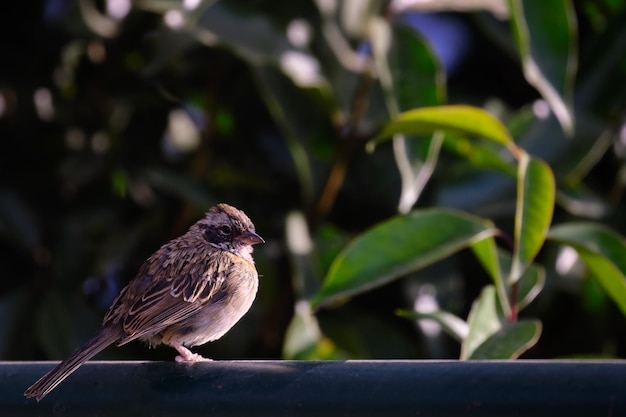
xmin=24 ymin=203 xmax=264 ymax=402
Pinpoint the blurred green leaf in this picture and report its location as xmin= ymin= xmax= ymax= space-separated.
xmin=316 ymin=224 xmax=351 ymax=276
xmin=581 ymin=275 xmax=608 ymax=313
xmin=556 ymin=184 xmax=607 ymax=219
xmin=396 ymin=309 xmax=468 ymax=342
xmin=548 ymin=223 xmax=626 ymax=317
xmin=370 ymin=18 xmax=445 ymax=212
xmin=461 ymin=285 xmax=501 ymax=360
xmin=312 ymin=209 xmax=498 ymax=308
xmin=561 ymin=129 xmax=613 ymax=187
xmin=371 ymin=105 xmax=520 ymax=157
xmin=505 ymin=105 xmax=536 ymax=139
xmin=471 ymin=237 xmax=511 ymax=317
xmin=515 ymin=261 xmax=545 ymax=311
xmin=370 ymin=18 xmax=444 ymax=113
xmin=510 ymin=154 xmax=555 ymax=283
xmin=459 ymin=280 xmax=542 ymax=359
xmin=471 ymin=237 xmax=502 ymax=283
xmin=442 ymin=134 xmax=516 ymax=176
xmin=283 ymin=300 xmax=345 ymax=360
xmin=509 ymin=0 xmax=577 ymax=135
xmin=282 ymin=300 xmax=319 ymax=359
xmin=473 ymin=238 xmax=545 ymax=314
xmin=469 ymin=320 xmax=542 ymax=359
xmin=285 ymin=211 xmax=321 ymax=300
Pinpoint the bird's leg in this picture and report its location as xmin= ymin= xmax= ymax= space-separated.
xmin=171 ymin=341 xmax=212 ymax=362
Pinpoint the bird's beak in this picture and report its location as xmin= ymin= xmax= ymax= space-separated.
xmin=238 ymin=230 xmax=265 ymax=245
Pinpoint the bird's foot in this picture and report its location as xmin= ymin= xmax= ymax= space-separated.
xmin=175 ymin=353 xmax=211 ymax=363
xmin=171 ymin=341 xmax=212 ymax=362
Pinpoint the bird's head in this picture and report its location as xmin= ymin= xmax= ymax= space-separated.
xmin=191 ymin=204 xmax=264 ymax=258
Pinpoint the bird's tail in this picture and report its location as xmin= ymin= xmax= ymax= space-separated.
xmin=24 ymin=326 xmax=122 ymax=402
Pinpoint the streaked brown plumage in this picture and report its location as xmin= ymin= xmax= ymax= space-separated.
xmin=24 ymin=203 xmax=263 ymax=402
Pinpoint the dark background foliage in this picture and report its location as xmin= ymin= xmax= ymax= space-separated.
xmin=2 ymin=0 xmax=626 ymax=362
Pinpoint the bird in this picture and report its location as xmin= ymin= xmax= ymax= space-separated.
xmin=24 ymin=203 xmax=264 ymax=402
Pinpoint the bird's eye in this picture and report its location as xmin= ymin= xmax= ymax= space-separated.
xmin=219 ymin=225 xmax=232 ymax=235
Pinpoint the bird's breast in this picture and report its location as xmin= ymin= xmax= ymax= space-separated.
xmin=160 ymin=263 xmax=259 ymax=347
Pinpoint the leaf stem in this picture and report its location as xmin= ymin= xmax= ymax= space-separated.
xmin=496 ymin=229 xmax=519 ymax=322
xmin=509 ymin=280 xmax=519 ymax=322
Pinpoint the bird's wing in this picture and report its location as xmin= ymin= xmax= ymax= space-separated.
xmin=105 ymin=248 xmax=235 ymax=344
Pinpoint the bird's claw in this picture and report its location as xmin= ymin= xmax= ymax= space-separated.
xmin=172 ymin=341 xmax=212 ymax=362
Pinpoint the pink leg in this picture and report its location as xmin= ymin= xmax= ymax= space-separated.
xmin=171 ymin=341 xmax=212 ymax=363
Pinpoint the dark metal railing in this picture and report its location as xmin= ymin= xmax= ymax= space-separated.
xmin=3 ymin=360 xmax=626 ymax=416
